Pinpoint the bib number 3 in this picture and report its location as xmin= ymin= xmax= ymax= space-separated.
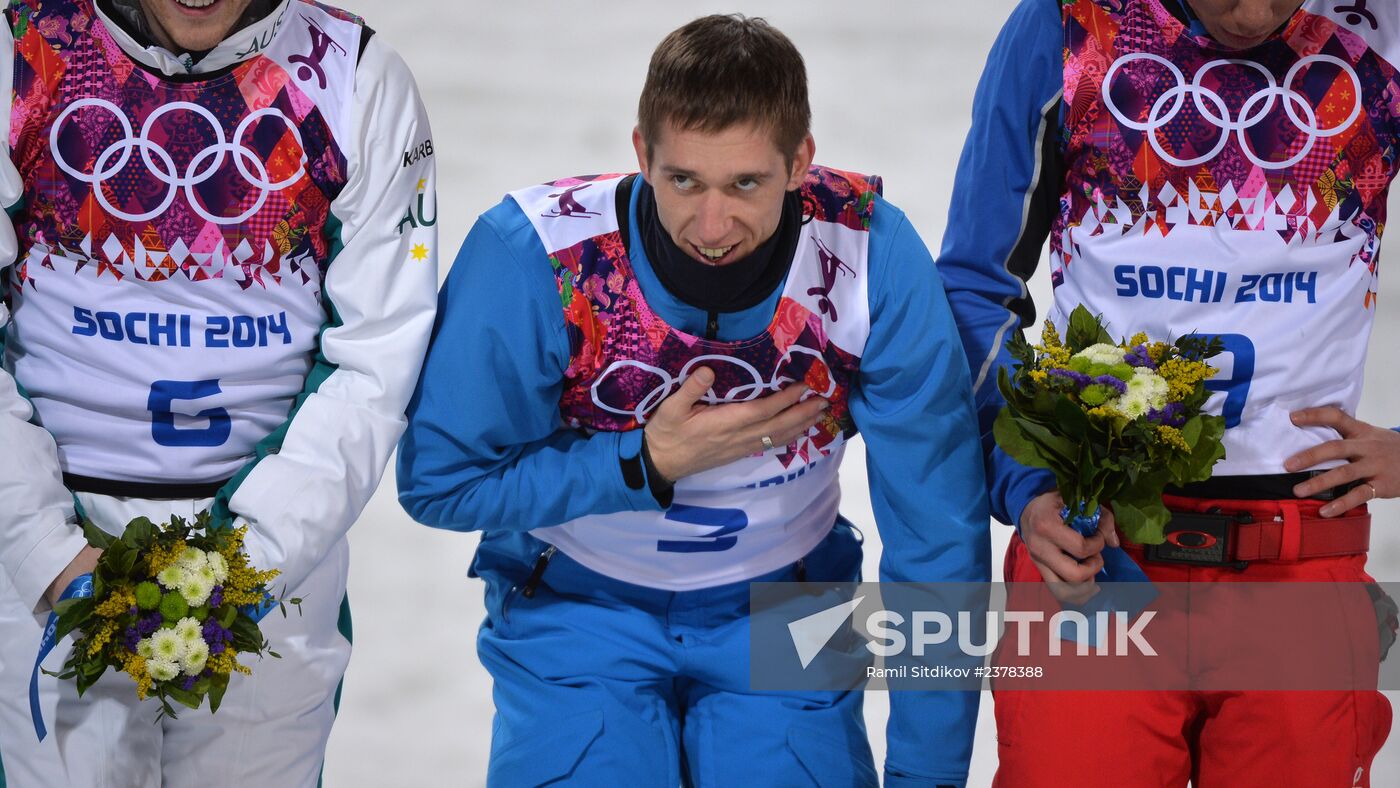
xmin=147 ymin=379 xmax=231 ymax=447
xmin=658 ymin=504 xmax=748 ymax=553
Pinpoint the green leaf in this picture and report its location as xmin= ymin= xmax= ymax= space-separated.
xmin=1177 ymin=415 xmax=1226 ymax=483
xmin=230 ymin=614 xmax=264 ymax=652
xmin=1110 ymin=497 xmax=1171 ymax=545
xmin=994 ymin=411 xmax=1052 ymax=470
xmin=1005 ymin=330 xmax=1037 ymax=370
xmin=1180 ymin=415 xmax=1203 ymax=447
xmin=52 ymin=597 xmax=96 ymax=641
xmin=1012 ymin=418 xmax=1080 ymax=469
xmin=1053 ymin=397 xmax=1092 ymax=439
xmin=1065 ymin=305 xmax=1112 ymax=349
xmin=113 ymin=544 xmax=139 ymax=578
xmin=120 ymin=517 xmax=156 ymax=549
xmin=80 ymin=520 xmax=117 ymax=551
xmin=166 ymin=686 xmax=204 ymax=710
xmin=208 ymin=673 xmax=230 ymax=714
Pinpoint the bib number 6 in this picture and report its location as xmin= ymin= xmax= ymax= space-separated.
xmin=147 ymin=379 xmax=231 ymax=447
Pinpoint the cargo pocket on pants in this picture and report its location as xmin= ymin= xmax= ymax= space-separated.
xmin=486 ymin=708 xmax=603 ymax=788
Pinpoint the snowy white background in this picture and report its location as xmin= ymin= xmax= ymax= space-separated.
xmin=324 ymin=1 xmax=1400 ymax=784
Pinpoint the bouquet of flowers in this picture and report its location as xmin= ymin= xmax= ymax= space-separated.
xmin=994 ymin=305 xmax=1226 ymax=548
xmin=46 ymin=513 xmax=294 ymax=720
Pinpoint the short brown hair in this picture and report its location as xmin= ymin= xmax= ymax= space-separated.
xmin=638 ymin=14 xmax=810 ymax=160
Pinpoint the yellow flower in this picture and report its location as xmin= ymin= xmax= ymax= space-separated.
xmin=1128 ymin=332 xmax=1149 ymax=348
xmin=94 ymin=587 xmax=136 ymax=619
xmin=146 ymin=542 xmax=183 ymax=576
xmin=1146 ymin=342 xmax=1173 ymax=364
xmin=1040 ymin=319 xmax=1064 ymax=350
xmin=1087 ymin=405 xmax=1126 ymax=422
xmin=1156 ymin=425 xmax=1190 ymax=451
xmin=209 ymin=525 xmax=280 ymax=604
xmin=86 ymin=620 xmax=118 ymax=657
xmin=208 ymin=651 xmax=252 ymax=677
xmin=218 ymin=526 xmax=250 ymax=563
xmin=1158 ymin=357 xmax=1216 ymax=401
xmin=1040 ymin=345 xmax=1072 ymax=368
xmin=120 ymin=653 xmax=152 ymax=699
xmin=1029 ymin=370 xmax=1049 ymax=384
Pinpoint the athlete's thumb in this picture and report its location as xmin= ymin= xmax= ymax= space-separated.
xmin=675 ymin=367 xmax=715 ymax=408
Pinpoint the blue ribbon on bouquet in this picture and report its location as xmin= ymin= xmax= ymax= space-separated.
xmin=1059 ymin=508 xmax=1156 ymax=648
xmin=31 ymin=573 xmax=94 ymax=741
xmin=243 ymin=595 xmax=276 ymax=623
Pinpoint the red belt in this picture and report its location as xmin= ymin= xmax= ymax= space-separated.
xmin=1131 ymin=494 xmax=1372 ymax=564
xmin=1228 ymin=511 xmax=1371 ymax=561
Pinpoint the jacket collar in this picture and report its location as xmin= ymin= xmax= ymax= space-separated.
xmin=94 ymin=0 xmax=294 ymax=76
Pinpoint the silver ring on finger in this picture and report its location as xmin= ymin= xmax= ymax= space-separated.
xmin=761 ymin=435 xmax=775 ymax=451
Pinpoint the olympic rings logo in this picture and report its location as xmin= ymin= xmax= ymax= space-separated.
xmin=590 ymin=347 xmax=837 ymax=424
xmin=49 ymin=99 xmax=308 ymax=225
xmin=1102 ymin=53 xmax=1363 ymax=171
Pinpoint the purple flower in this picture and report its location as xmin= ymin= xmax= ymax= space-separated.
xmin=181 ymin=675 xmax=197 ymax=691
xmin=209 ymin=587 xmax=224 ymax=609
xmin=1126 ymin=344 xmax=1157 ymax=370
xmin=1148 ymin=402 xmax=1186 ymax=427
xmin=123 ymin=628 xmax=141 ymax=651
xmin=138 ymin=613 xmax=163 ymax=636
xmin=1092 ymin=374 xmax=1128 ymax=395
xmin=1048 ymin=368 xmax=1092 ymax=387
xmin=202 ymin=618 xmax=234 ymax=648
xmin=128 ymin=605 xmax=139 ymax=616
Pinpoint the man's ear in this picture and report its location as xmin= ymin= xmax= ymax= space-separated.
xmin=787 ymin=134 xmax=816 ymax=189
xmin=633 ymin=127 xmax=651 ymax=181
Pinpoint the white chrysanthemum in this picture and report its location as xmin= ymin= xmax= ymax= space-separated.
xmin=147 ymin=658 xmax=180 ymax=683
xmin=175 ymin=547 xmax=208 ymax=572
xmin=136 ymin=638 xmax=154 ymax=660
xmin=181 ymin=640 xmax=209 ymax=676
xmin=180 ymin=575 xmax=214 ymax=608
xmin=207 ymin=552 xmax=229 ymax=585
xmin=1072 ymin=343 xmax=1126 ymax=367
xmin=1113 ymin=390 xmax=1152 ymax=419
xmin=157 ymin=564 xmax=189 ymax=590
xmin=1127 ymin=367 xmax=1170 ymax=411
xmin=174 ymin=617 xmax=202 ymax=643
xmin=151 ymin=628 xmax=187 ymax=662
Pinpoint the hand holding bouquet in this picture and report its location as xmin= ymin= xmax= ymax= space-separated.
xmin=995 ymin=305 xmax=1226 ymax=548
xmin=42 ymin=512 xmax=295 ymax=724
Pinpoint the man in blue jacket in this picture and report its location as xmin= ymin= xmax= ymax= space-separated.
xmin=398 ymin=14 xmax=989 ymax=787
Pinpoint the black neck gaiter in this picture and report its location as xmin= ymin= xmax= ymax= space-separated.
xmin=636 ymin=179 xmax=803 ymax=314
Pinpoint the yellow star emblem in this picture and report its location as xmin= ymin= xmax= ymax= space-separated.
xmin=410 ymin=243 xmax=430 ymax=261
xmin=416 ymin=178 xmax=427 ymax=192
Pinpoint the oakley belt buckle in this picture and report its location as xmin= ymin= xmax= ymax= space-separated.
xmin=1143 ymin=509 xmax=1251 ymax=569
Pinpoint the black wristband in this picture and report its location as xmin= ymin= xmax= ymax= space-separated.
xmin=640 ymin=433 xmax=675 ymax=508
